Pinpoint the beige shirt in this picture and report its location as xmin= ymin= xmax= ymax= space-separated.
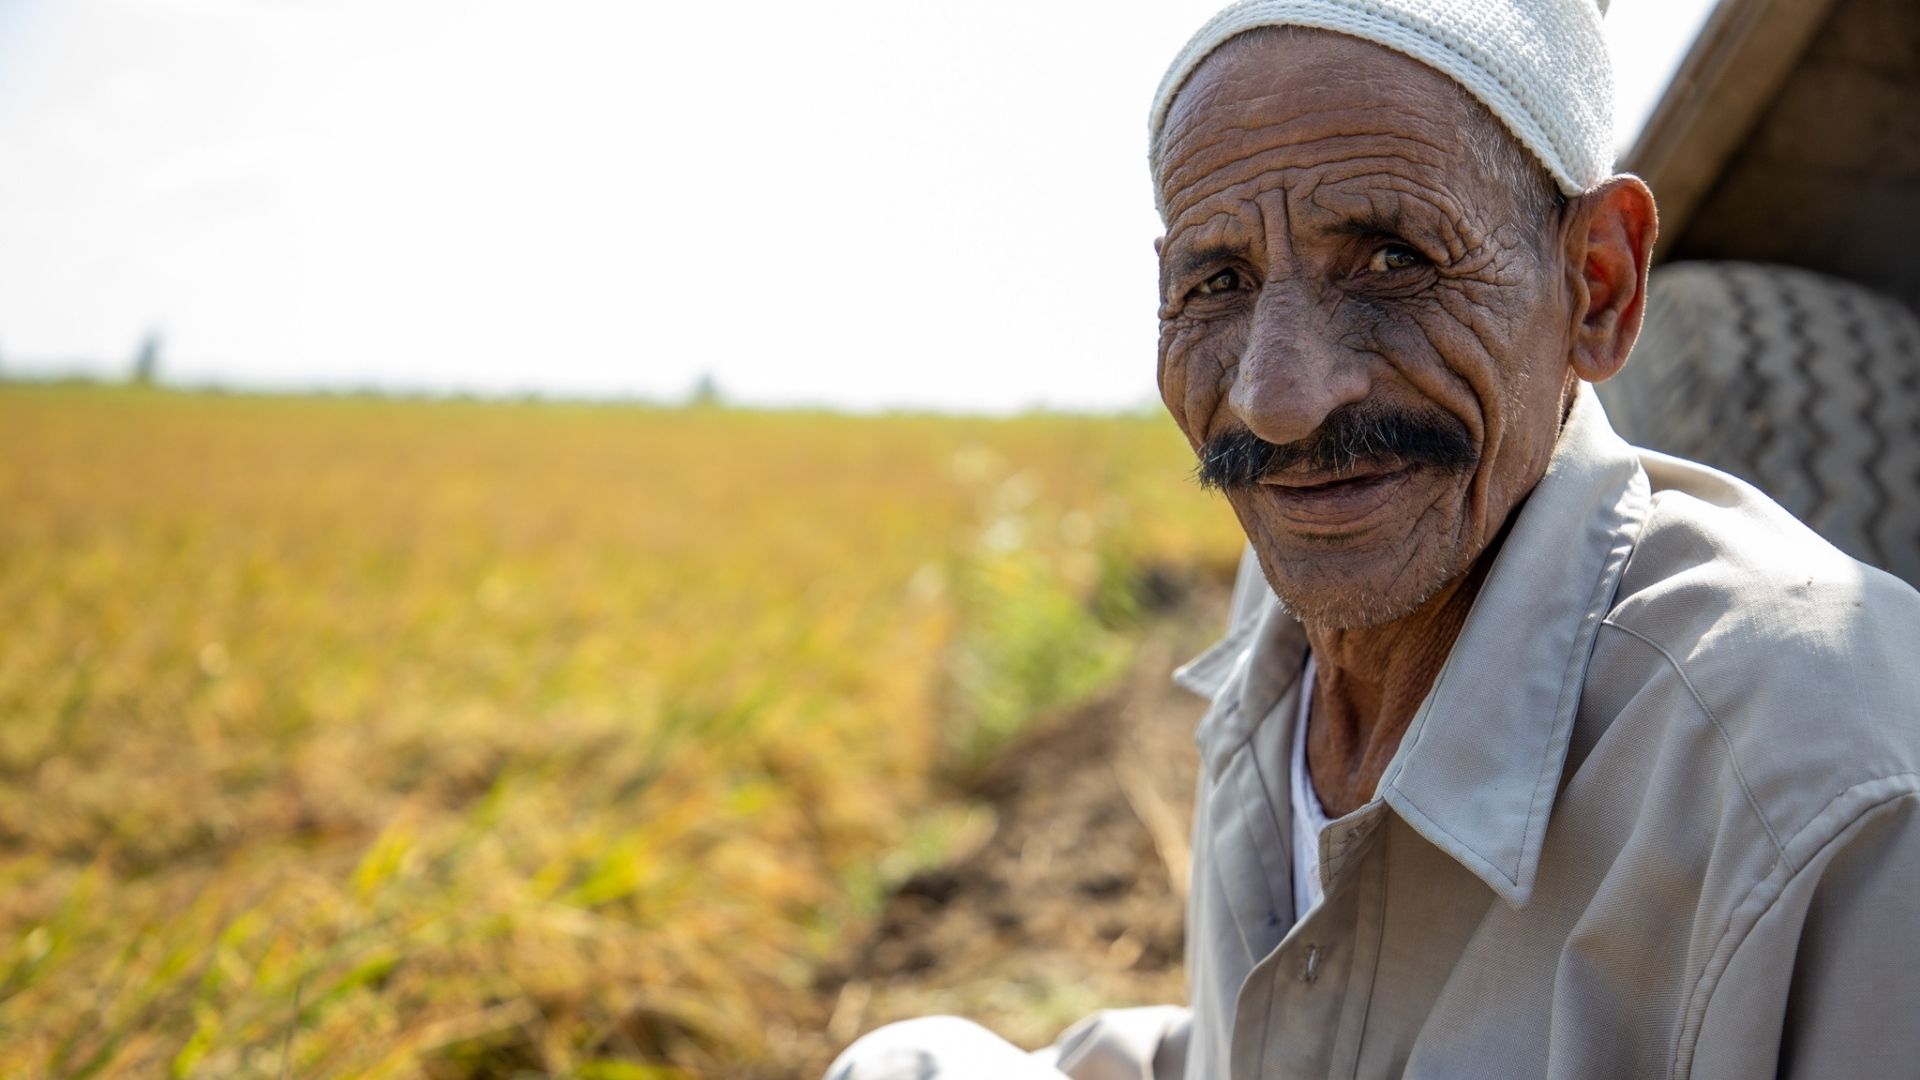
xmin=1075 ymin=386 xmax=1920 ymax=1079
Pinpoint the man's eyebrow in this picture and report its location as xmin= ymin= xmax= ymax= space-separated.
xmin=1166 ymin=243 xmax=1246 ymax=281
xmin=1321 ymin=209 xmax=1411 ymax=239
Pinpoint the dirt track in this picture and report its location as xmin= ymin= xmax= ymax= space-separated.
xmin=788 ymin=583 xmax=1228 ymax=1075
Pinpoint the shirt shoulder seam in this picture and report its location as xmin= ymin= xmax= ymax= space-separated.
xmin=1669 ymin=777 xmax=1920 ymax=1079
xmin=1597 ymin=619 xmax=1789 ymax=862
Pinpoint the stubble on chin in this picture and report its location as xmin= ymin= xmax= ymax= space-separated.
xmin=1235 ymin=496 xmax=1476 ymax=632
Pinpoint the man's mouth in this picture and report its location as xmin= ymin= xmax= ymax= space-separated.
xmin=1254 ymin=462 xmax=1416 ymax=526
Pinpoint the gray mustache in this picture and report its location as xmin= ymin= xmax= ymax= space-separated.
xmin=1196 ymin=403 xmax=1477 ymax=492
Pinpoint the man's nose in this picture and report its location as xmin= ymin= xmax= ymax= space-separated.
xmin=1227 ymin=287 xmax=1372 ymax=447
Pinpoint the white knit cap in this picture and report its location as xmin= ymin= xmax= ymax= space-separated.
xmin=1149 ymin=0 xmax=1615 ymax=202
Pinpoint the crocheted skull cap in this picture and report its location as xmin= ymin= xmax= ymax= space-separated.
xmin=1149 ymin=0 xmax=1614 ymax=204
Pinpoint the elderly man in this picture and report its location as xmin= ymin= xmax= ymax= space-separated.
xmin=828 ymin=0 xmax=1920 ymax=1076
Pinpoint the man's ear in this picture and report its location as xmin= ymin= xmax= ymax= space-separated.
xmin=1154 ymin=235 xmax=1165 ymax=257
xmin=1563 ymin=176 xmax=1658 ymax=384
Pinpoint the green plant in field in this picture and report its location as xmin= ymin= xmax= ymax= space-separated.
xmin=946 ymin=547 xmax=1132 ymax=767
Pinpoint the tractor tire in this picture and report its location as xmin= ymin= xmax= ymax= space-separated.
xmin=1598 ymin=261 xmax=1920 ymax=587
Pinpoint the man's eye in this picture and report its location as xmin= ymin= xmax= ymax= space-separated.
xmin=1194 ymin=269 xmax=1244 ymax=296
xmin=1368 ymin=245 xmax=1425 ymax=273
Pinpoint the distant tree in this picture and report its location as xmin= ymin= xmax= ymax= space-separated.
xmin=688 ymin=372 xmax=724 ymax=408
xmin=131 ymin=331 xmax=163 ymax=386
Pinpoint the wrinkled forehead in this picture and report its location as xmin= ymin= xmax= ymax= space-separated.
xmin=1154 ymin=29 xmax=1482 ymax=229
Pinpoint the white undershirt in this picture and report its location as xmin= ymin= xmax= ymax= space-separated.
xmin=1290 ymin=654 xmax=1331 ymax=921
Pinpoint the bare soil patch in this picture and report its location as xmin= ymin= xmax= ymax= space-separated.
xmin=786 ymin=582 xmax=1228 ymax=1076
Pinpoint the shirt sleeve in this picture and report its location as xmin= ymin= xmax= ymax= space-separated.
xmin=1040 ymin=1006 xmax=1191 ymax=1080
xmin=1689 ymin=783 xmax=1920 ymax=1080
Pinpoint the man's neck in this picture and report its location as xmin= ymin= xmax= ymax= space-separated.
xmin=1302 ymin=551 xmax=1497 ymax=817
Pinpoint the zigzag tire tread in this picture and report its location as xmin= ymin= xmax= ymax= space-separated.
xmin=1599 ymin=261 xmax=1920 ymax=587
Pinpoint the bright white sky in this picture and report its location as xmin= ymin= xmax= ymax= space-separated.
xmin=0 ymin=0 xmax=1718 ymax=413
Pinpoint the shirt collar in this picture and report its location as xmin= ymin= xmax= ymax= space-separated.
xmin=1180 ymin=385 xmax=1651 ymax=908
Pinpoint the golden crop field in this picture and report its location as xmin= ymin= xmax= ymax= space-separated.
xmin=0 ymin=385 xmax=1241 ymax=1079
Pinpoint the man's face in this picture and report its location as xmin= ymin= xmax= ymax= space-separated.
xmin=1155 ymin=29 xmax=1577 ymax=629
